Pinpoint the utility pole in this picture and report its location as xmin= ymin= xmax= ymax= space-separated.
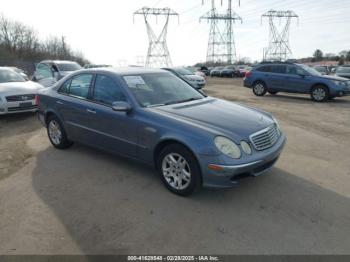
xmin=200 ymin=0 xmax=242 ymax=64
xmin=262 ymin=10 xmax=298 ymax=61
xmin=133 ymin=7 xmax=179 ymax=68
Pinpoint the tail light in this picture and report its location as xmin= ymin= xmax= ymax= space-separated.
xmin=34 ymin=94 xmax=40 ymax=105
xmin=245 ymin=71 xmax=252 ymax=78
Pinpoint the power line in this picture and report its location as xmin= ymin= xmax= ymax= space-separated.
xmin=262 ymin=10 xmax=298 ymax=61
xmin=200 ymin=0 xmax=242 ymax=64
xmin=133 ymin=7 xmax=179 ymax=67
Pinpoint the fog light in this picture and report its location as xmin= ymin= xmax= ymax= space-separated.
xmin=240 ymin=141 xmax=252 ymax=155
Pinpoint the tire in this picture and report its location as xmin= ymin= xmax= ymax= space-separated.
xmin=157 ymin=144 xmax=202 ymax=196
xmin=253 ymin=81 xmax=267 ymax=96
xmin=310 ymin=85 xmax=329 ymax=102
xmin=47 ymin=115 xmax=73 ymax=149
xmin=268 ymin=91 xmax=278 ymax=95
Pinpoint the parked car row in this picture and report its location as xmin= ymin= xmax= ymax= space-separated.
xmin=209 ymin=65 xmax=252 ymax=78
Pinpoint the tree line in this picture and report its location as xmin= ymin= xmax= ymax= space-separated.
xmin=0 ymin=14 xmax=89 ymax=66
xmin=312 ymin=49 xmax=350 ymax=65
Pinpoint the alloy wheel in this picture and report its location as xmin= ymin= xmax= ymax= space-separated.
xmin=161 ymin=153 xmax=191 ymax=190
xmin=48 ymin=120 xmax=62 ymax=145
xmin=312 ymin=87 xmax=326 ymax=101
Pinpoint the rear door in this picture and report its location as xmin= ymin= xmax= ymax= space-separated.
xmin=55 ymin=73 xmax=96 ymax=143
xmin=268 ymin=65 xmax=288 ymax=90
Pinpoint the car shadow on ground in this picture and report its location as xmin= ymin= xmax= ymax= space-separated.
xmin=31 ymin=143 xmax=350 ymax=254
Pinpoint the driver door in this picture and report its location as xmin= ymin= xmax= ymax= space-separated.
xmin=34 ymin=63 xmax=56 ymax=87
xmin=285 ymin=65 xmax=312 ymax=93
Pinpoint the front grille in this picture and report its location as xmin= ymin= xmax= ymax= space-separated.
xmin=6 ymin=94 xmax=35 ymax=102
xmin=250 ymin=124 xmax=280 ymax=151
xmin=7 ymin=105 xmax=37 ymax=112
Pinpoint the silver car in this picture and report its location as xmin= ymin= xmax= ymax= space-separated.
xmin=0 ymin=67 xmax=42 ymax=115
xmin=33 ymin=60 xmax=82 ymax=87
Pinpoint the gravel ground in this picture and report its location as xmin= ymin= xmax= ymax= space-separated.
xmin=0 ymin=78 xmax=349 ymax=255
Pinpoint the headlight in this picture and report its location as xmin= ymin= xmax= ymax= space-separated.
xmin=272 ymin=116 xmax=280 ymax=129
xmin=214 ymin=136 xmax=241 ymax=159
xmin=240 ymin=141 xmax=252 ymax=155
xmin=332 ymin=80 xmax=347 ymax=86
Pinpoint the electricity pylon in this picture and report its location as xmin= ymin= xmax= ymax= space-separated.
xmin=200 ymin=0 xmax=242 ymax=64
xmin=133 ymin=7 xmax=179 ymax=68
xmin=262 ymin=10 xmax=299 ymax=61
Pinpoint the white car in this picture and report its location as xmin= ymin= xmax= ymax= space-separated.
xmin=0 ymin=67 xmax=43 ymax=115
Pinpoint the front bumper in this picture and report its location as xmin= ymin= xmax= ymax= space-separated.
xmin=200 ymin=134 xmax=286 ymax=188
xmin=0 ymin=100 xmax=37 ymax=115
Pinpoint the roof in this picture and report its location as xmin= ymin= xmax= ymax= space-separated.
xmin=40 ymin=60 xmax=79 ymax=65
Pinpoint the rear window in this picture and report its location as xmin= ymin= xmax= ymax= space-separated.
xmin=256 ymin=65 xmax=272 ymax=72
xmin=270 ymin=65 xmax=286 ymax=74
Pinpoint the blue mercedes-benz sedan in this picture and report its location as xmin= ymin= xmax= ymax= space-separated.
xmin=37 ymin=67 xmax=286 ymax=196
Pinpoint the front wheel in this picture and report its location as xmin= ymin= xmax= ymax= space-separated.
xmin=253 ymin=82 xmax=267 ymax=96
xmin=310 ymin=85 xmax=329 ymax=102
xmin=157 ymin=144 xmax=202 ymax=196
xmin=47 ymin=115 xmax=73 ymax=149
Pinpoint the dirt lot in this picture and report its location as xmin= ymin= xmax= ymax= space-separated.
xmin=0 ymin=78 xmax=350 ymax=254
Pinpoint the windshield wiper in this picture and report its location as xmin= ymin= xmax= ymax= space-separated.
xmin=164 ymin=97 xmax=202 ymax=105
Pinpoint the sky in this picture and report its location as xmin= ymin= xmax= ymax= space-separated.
xmin=0 ymin=0 xmax=349 ymax=66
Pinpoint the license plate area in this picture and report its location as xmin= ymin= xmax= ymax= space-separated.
xmin=19 ymin=102 xmax=33 ymax=108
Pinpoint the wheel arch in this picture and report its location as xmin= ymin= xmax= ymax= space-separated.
xmin=310 ymin=83 xmax=330 ymax=93
xmin=153 ymin=138 xmax=200 ymax=170
xmin=253 ymin=79 xmax=267 ymax=87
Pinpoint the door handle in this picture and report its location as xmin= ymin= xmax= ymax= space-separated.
xmin=86 ymin=109 xmax=96 ymax=114
xmin=56 ymin=101 xmax=63 ymax=105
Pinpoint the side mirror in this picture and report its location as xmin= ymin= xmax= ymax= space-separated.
xmin=112 ymin=101 xmax=132 ymax=113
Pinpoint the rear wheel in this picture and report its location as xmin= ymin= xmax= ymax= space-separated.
xmin=253 ymin=81 xmax=267 ymax=96
xmin=157 ymin=144 xmax=201 ymax=196
xmin=47 ymin=115 xmax=73 ymax=149
xmin=310 ymin=85 xmax=329 ymax=102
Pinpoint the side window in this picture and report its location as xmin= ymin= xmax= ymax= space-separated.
xmin=286 ymin=65 xmax=297 ymax=75
xmin=36 ymin=63 xmax=52 ymax=79
xmin=271 ymin=65 xmax=286 ymax=74
xmin=69 ymin=74 xmax=93 ymax=99
xmin=287 ymin=66 xmax=305 ymax=75
xmin=58 ymin=79 xmax=71 ymax=94
xmin=92 ymin=75 xmax=126 ymax=105
xmin=256 ymin=66 xmax=271 ymax=72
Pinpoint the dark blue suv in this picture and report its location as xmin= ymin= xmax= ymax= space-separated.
xmin=244 ymin=63 xmax=350 ymax=102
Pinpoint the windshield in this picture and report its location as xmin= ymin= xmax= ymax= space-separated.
xmin=298 ymin=64 xmax=322 ymax=76
xmin=0 ymin=69 xmax=25 ymax=83
xmin=123 ymin=73 xmax=205 ymax=107
xmin=173 ymin=68 xmax=193 ymax=76
xmin=337 ymin=67 xmax=350 ymax=74
xmin=57 ymin=63 xmax=82 ymax=72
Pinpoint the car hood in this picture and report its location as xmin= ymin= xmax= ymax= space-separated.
xmin=0 ymin=81 xmax=43 ymax=95
xmin=152 ymin=98 xmax=274 ymax=142
xmin=183 ymin=75 xmax=204 ymax=81
xmin=313 ymin=74 xmax=349 ymax=81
